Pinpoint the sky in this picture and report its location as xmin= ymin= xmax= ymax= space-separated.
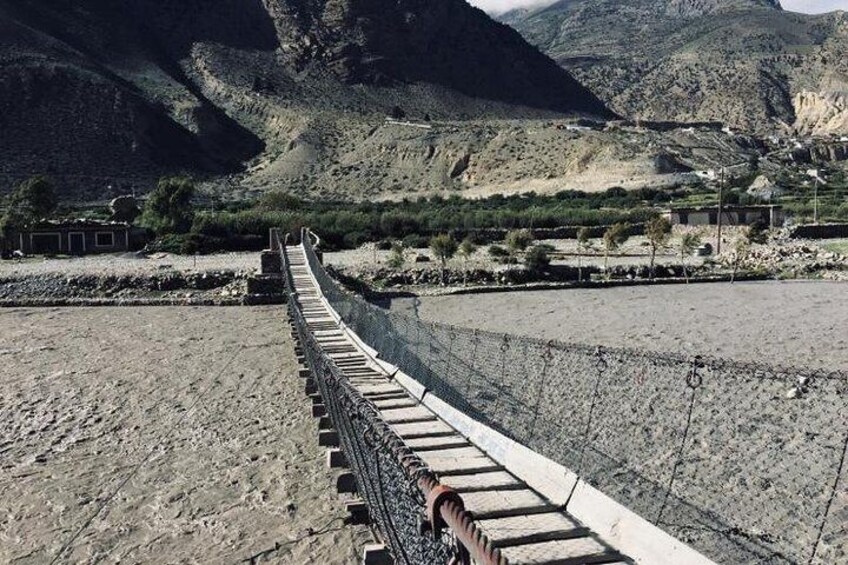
xmin=468 ymin=0 xmax=848 ymax=15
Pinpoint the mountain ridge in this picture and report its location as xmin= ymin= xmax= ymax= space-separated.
xmin=0 ymin=0 xmax=612 ymax=199
xmin=500 ymin=0 xmax=848 ymax=135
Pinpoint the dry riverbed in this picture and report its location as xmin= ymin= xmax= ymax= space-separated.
xmin=0 ymin=306 xmax=368 ymax=564
xmin=389 ymin=280 xmax=848 ymax=371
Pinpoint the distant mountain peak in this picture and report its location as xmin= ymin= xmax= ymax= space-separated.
xmin=502 ymin=0 xmax=848 ymax=134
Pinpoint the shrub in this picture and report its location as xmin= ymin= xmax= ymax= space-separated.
xmin=402 ymin=233 xmax=429 ymax=249
xmin=505 ymin=229 xmax=533 ymax=252
xmin=257 ymin=192 xmax=305 ymax=211
xmin=645 ymin=216 xmax=672 ymax=278
xmin=458 ymin=237 xmax=477 ymax=260
xmin=387 ymin=242 xmax=406 ymax=270
xmin=488 ymin=245 xmax=509 ymax=258
xmin=603 ymin=222 xmax=630 ymax=273
xmin=747 ymin=219 xmax=769 ymax=245
xmin=430 ymin=234 xmax=458 ymax=285
xmin=525 ymin=245 xmax=551 ymax=273
xmin=140 ymin=177 xmax=196 ymax=235
xmin=343 ymin=231 xmax=371 ymax=248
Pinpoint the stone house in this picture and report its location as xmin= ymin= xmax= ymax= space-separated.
xmin=666 ymin=205 xmax=785 ymax=229
xmin=12 ymin=220 xmax=132 ymax=255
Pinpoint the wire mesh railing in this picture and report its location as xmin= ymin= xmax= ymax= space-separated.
xmin=298 ymin=229 xmax=848 ymax=565
xmin=278 ymin=230 xmax=507 ymax=565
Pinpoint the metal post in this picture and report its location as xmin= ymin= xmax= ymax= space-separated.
xmin=716 ymin=167 xmax=724 ymax=255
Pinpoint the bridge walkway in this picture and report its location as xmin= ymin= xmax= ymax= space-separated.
xmin=287 ymin=245 xmax=630 ymax=565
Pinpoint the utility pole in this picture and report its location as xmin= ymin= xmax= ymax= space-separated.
xmin=716 ymin=167 xmax=725 ymax=255
xmin=807 ymin=168 xmax=822 ymax=225
xmin=813 ymin=174 xmax=819 ymax=225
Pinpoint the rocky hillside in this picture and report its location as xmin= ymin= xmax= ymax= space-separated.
xmin=501 ymin=0 xmax=848 ymax=135
xmin=0 ymin=0 xmax=612 ymax=200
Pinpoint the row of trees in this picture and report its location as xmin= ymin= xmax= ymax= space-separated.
xmin=0 ymin=176 xmax=194 ymax=235
xmin=382 ymin=221 xmax=708 ymax=286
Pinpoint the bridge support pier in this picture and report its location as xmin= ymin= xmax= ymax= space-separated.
xmin=327 ymin=448 xmax=348 ymax=468
xmin=318 ymin=430 xmax=339 ymax=447
xmin=362 ymin=544 xmax=391 ymax=565
xmin=346 ymin=500 xmax=370 ymax=526
xmin=312 ymin=404 xmax=326 ymax=418
xmin=337 ymin=472 xmax=357 ymax=494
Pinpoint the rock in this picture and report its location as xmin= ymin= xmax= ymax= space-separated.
xmin=449 ymin=154 xmax=471 ymax=178
xmin=786 ymin=387 xmax=801 ymax=399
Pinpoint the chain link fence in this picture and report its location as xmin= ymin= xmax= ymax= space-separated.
xmin=300 ymin=231 xmax=848 ymax=565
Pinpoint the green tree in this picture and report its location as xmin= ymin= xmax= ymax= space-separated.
xmin=387 ymin=241 xmax=406 ymax=270
xmin=257 ymin=191 xmax=304 ymax=211
xmin=506 ymin=229 xmax=533 ymax=254
xmin=576 ymin=227 xmax=593 ymax=281
xmin=679 ymin=232 xmax=702 ymax=283
xmin=3 ymin=176 xmax=57 ymax=225
xmin=1 ymin=176 xmax=58 ymax=247
xmin=746 ymin=219 xmax=769 ymax=245
xmin=430 ymin=234 xmax=458 ymax=285
xmin=140 ymin=177 xmax=196 ymax=235
xmin=602 ymin=223 xmax=630 ymax=276
xmin=577 ymin=227 xmax=592 ymax=249
xmin=645 ymin=216 xmax=672 ymax=279
xmin=458 ymin=237 xmax=478 ymax=286
xmin=525 ymin=245 xmax=551 ymax=273
xmin=731 ymin=238 xmax=750 ymax=283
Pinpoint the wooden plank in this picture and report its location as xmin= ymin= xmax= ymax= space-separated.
xmin=426 ymin=456 xmax=501 ymax=476
xmin=418 ymin=446 xmax=503 ymax=475
xmin=380 ymin=406 xmax=436 ymax=424
xmin=357 ymin=384 xmax=407 ymax=396
xmin=392 ymin=420 xmax=455 ymax=439
xmin=372 ymin=398 xmax=418 ymax=410
xmin=497 ymin=537 xmax=618 ymax=565
xmin=461 ymin=489 xmax=557 ymax=520
xmin=439 ymin=470 xmax=522 ymax=492
xmin=404 ymin=435 xmax=470 ymax=451
xmin=417 ymin=446 xmax=487 ymax=461
xmin=475 ymin=512 xmax=586 ymax=548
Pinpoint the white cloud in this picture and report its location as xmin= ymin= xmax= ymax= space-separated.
xmin=467 ymin=0 xmax=848 ymax=15
xmin=781 ymin=0 xmax=848 ymax=13
xmin=467 ymin=0 xmax=557 ymax=15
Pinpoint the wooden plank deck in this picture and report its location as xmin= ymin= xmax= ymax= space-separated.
xmin=285 ymin=245 xmax=628 ymax=565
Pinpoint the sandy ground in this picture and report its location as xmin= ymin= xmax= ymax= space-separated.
xmin=0 ymin=252 xmax=260 ymax=278
xmin=389 ymin=280 xmax=848 ymax=371
xmin=0 ymin=306 xmax=369 ymax=564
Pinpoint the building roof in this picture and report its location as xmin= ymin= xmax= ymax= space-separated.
xmin=25 ymin=219 xmax=131 ymax=230
xmin=668 ymin=204 xmax=782 ymax=213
